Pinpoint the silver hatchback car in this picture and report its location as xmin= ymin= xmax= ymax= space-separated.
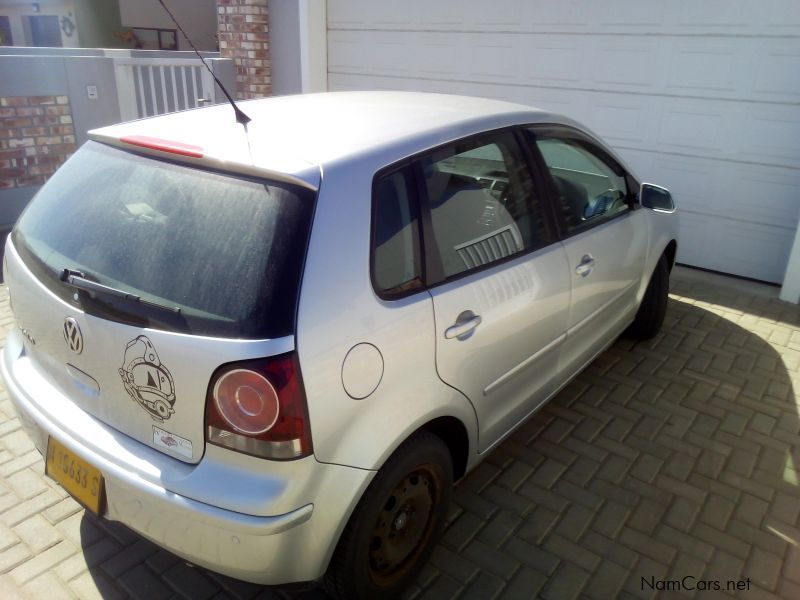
xmin=2 ymin=92 xmax=678 ymax=598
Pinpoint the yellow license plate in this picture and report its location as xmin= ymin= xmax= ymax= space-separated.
xmin=45 ymin=437 xmax=105 ymax=515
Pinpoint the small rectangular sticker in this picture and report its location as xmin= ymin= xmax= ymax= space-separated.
xmin=153 ymin=426 xmax=193 ymax=459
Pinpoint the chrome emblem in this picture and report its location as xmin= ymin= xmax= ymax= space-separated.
xmin=63 ymin=317 xmax=83 ymax=354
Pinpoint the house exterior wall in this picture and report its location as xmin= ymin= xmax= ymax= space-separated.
xmin=266 ymin=0 xmax=300 ymax=95
xmin=73 ymin=0 xmax=124 ymax=48
xmin=118 ymin=0 xmax=218 ymax=51
xmin=0 ymin=52 xmax=121 ymax=228
xmin=0 ymin=0 xmax=80 ymax=47
xmin=266 ymin=0 xmax=326 ymax=96
xmin=217 ymin=0 xmax=270 ymax=99
xmin=0 ymin=0 xmax=125 ymax=48
xmin=0 ymin=48 xmax=235 ymax=230
xmin=0 ymin=95 xmax=76 ymax=191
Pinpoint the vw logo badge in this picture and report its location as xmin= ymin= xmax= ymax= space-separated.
xmin=63 ymin=317 xmax=83 ymax=354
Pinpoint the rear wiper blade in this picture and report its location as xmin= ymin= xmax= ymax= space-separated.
xmin=60 ymin=268 xmax=181 ymax=314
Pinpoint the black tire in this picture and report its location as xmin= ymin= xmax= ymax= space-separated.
xmin=627 ymin=253 xmax=669 ymax=340
xmin=323 ymin=431 xmax=453 ymax=600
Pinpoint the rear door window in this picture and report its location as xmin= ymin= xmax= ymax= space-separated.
xmin=12 ymin=141 xmax=315 ymax=338
xmin=419 ymin=131 xmax=552 ymax=282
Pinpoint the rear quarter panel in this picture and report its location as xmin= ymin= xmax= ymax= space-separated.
xmin=296 ymin=153 xmax=479 ymax=473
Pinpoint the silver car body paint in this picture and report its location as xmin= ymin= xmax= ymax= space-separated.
xmin=4 ymin=241 xmax=293 ymax=465
xmin=1 ymin=91 xmax=679 ymax=585
xmin=2 ymin=327 xmax=372 ymax=583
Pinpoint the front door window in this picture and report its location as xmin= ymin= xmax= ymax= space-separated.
xmin=533 ymin=135 xmax=629 ymax=233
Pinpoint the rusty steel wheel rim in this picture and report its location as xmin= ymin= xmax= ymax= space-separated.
xmin=368 ymin=465 xmax=441 ymax=586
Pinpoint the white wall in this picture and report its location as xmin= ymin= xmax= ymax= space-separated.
xmin=268 ymin=0 xmax=326 ymax=96
xmin=268 ymin=0 xmax=302 ymax=95
xmin=0 ymin=1 xmax=80 ymax=47
xmin=118 ymin=0 xmax=217 ymax=51
xmin=298 ymin=0 xmax=326 ymax=93
xmin=0 ymin=0 xmax=127 ymax=49
xmin=781 ymin=230 xmax=800 ymax=303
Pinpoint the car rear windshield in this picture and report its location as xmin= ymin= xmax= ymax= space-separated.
xmin=12 ymin=141 xmax=315 ymax=339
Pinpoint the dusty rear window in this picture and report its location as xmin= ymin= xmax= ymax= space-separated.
xmin=13 ymin=141 xmax=315 ymax=338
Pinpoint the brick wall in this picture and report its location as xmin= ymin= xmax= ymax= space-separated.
xmin=0 ymin=96 xmax=76 ymax=190
xmin=217 ymin=0 xmax=271 ymax=99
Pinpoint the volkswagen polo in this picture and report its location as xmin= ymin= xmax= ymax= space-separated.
xmin=2 ymin=92 xmax=677 ymax=598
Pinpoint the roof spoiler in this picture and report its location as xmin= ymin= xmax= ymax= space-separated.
xmin=87 ymin=132 xmax=320 ymax=192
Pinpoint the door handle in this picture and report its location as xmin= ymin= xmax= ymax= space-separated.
xmin=575 ymin=254 xmax=595 ymax=277
xmin=445 ymin=312 xmax=482 ymax=339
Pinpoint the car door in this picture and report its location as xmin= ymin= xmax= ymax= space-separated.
xmin=526 ymin=126 xmax=649 ymax=376
xmin=419 ymin=130 xmax=571 ymax=452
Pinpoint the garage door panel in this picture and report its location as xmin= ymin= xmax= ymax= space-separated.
xmin=766 ymin=0 xmax=800 ymax=33
xmin=519 ymin=39 xmax=585 ymax=84
xmin=738 ymin=112 xmax=800 ymax=166
xmin=666 ymin=43 xmax=742 ymax=95
xmin=753 ymin=45 xmax=800 ymax=102
xmin=589 ymin=44 xmax=657 ymax=91
xmin=417 ymin=40 xmax=462 ymax=77
xmin=327 ymin=31 xmax=367 ymax=72
xmin=673 ymin=0 xmax=754 ymax=29
xmin=328 ymin=75 xmax=797 ymax=172
xmin=590 ymin=96 xmax=800 ymax=169
xmin=328 ymin=0 xmax=594 ymax=31
xmin=630 ymin=154 xmax=720 ymax=214
xmin=329 ymin=0 xmax=800 ymax=36
xmin=470 ymin=40 xmax=519 ymax=81
xmin=622 ymin=151 xmax=798 ymax=229
xmin=328 ymin=71 xmax=585 ymax=115
xmin=678 ymin=215 xmax=794 ymax=283
xmin=588 ymin=103 xmax=648 ymax=145
xmin=510 ymin=87 xmax=585 ymax=116
xmin=328 ymin=1 xmax=800 ymax=283
xmin=731 ymin=170 xmax=800 ymax=228
xmin=329 ymin=71 xmax=800 ymax=170
xmin=329 ymin=72 xmax=482 ymax=97
xmin=331 ymin=30 xmax=796 ymax=105
xmin=327 ymin=0 xmax=460 ymax=29
xmin=658 ymin=108 xmax=726 ymax=154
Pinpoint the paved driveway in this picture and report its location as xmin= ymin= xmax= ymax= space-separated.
xmin=0 ymin=267 xmax=798 ymax=599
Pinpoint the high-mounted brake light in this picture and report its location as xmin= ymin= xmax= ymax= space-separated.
xmin=120 ymin=135 xmax=204 ymax=158
xmin=206 ymin=353 xmax=313 ymax=460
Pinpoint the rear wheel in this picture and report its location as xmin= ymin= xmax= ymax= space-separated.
xmin=324 ymin=431 xmax=453 ymax=599
xmin=627 ymin=253 xmax=669 ymax=340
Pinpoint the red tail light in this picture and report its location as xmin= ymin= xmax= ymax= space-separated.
xmin=206 ymin=353 xmax=312 ymax=460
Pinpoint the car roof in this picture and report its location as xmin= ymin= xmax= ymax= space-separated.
xmin=89 ymin=91 xmax=575 ymax=189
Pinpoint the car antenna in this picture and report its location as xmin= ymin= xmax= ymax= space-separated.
xmin=155 ymin=0 xmax=251 ymax=127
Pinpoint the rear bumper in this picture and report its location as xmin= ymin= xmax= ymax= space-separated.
xmin=1 ymin=333 xmax=374 ymax=585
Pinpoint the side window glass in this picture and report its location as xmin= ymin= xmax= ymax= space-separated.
xmin=420 ymin=133 xmax=549 ymax=280
xmin=534 ymin=135 xmax=629 ymax=232
xmin=372 ymin=168 xmax=422 ymax=296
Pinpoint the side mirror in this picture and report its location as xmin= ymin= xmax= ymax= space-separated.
xmin=640 ymin=183 xmax=674 ymax=212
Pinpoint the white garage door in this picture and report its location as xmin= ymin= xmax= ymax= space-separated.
xmin=327 ymin=0 xmax=800 ymax=283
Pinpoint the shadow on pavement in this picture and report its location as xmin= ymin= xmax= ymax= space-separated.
xmin=80 ymin=292 xmax=798 ymax=599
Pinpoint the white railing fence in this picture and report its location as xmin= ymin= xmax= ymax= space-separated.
xmin=113 ymin=58 xmax=218 ymax=121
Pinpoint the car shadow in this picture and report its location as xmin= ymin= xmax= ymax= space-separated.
xmin=79 ymin=290 xmax=798 ymax=599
